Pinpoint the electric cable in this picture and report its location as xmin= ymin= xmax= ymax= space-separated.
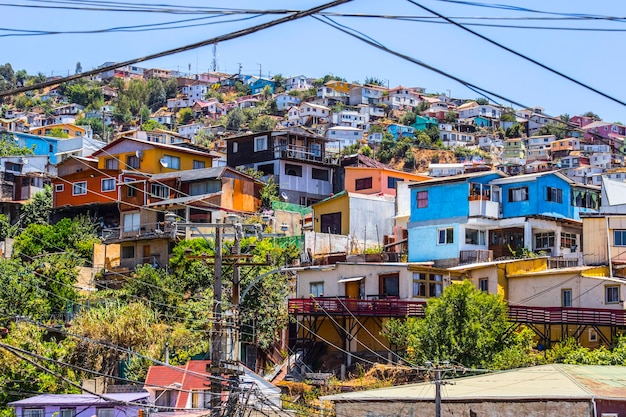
xmin=0 ymin=0 xmax=353 ymax=99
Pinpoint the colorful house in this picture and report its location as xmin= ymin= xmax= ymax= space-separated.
xmin=411 ymin=115 xmax=439 ymax=131
xmin=9 ymin=392 xmax=148 ymax=417
xmin=343 ymin=166 xmax=430 ymax=196
xmin=226 ymin=127 xmax=340 ymax=206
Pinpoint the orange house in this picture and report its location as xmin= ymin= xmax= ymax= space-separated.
xmin=30 ymin=123 xmax=87 ymax=138
xmin=344 ymin=166 xmax=430 ymax=196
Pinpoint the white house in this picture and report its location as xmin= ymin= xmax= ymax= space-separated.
xmin=325 ymin=126 xmax=363 ymax=152
xmin=274 ymin=93 xmax=301 ymax=111
xmin=285 ymin=75 xmax=313 ymax=91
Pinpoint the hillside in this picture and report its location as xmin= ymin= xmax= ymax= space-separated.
xmin=389 ymin=148 xmax=457 ymax=173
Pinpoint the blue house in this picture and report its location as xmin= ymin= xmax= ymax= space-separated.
xmin=411 ymin=115 xmax=439 ymax=131
xmin=408 ymin=171 xmax=503 ymax=265
xmin=387 ymin=123 xmax=415 ymax=140
xmin=248 ymin=77 xmax=275 ymax=95
xmin=12 ymin=132 xmax=60 ymax=164
xmin=407 ymin=170 xmax=600 ymax=266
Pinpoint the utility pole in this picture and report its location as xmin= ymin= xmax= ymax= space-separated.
xmin=210 ymin=226 xmax=223 ymax=417
xmin=426 ymin=361 xmax=452 ymax=417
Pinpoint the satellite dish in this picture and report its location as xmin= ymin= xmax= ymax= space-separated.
xmin=281 ymin=192 xmax=288 ymax=201
xmin=159 ymin=158 xmax=169 ymax=168
xmin=135 ymin=150 xmax=143 ymax=159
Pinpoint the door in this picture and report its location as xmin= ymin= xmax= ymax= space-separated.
xmin=142 ymin=245 xmax=150 ymax=263
xmin=346 ymin=281 xmax=360 ymax=299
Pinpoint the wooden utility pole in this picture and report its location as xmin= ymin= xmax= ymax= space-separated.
xmin=210 ymin=226 xmax=223 ymax=416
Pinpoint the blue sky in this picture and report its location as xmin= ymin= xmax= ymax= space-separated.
xmin=2 ymin=0 xmax=626 ymax=123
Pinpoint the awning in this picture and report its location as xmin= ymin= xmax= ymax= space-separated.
xmin=337 ymin=276 xmax=365 ymax=283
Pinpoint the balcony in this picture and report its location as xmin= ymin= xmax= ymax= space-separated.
xmin=508 ymin=305 xmax=626 ymax=326
xmin=273 ymin=144 xmax=340 ymax=166
xmin=102 ymin=222 xmax=177 ymax=243
xmin=460 ymin=250 xmax=493 ymax=264
xmin=289 ymin=297 xmax=426 ymax=317
xmin=468 ymin=197 xmax=499 ymax=218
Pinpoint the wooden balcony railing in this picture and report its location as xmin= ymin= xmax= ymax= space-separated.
xmin=289 ymin=298 xmax=626 ymax=326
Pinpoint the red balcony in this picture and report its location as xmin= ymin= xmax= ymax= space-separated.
xmin=289 ymin=298 xmax=426 ymax=317
xmin=508 ymin=305 xmax=626 ymax=326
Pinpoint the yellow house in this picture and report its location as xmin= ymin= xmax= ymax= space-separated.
xmin=91 ymin=135 xmax=216 ymax=174
xmin=30 ymin=123 xmax=87 ymax=138
xmin=324 ymin=80 xmax=358 ymax=95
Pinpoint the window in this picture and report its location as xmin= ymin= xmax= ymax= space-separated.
xmin=508 ymin=186 xmax=528 ymax=202
xmin=413 ymin=272 xmax=443 ymax=297
xmin=254 ymin=135 xmax=268 ymax=152
xmin=614 ymin=230 xmax=626 ymax=247
xmin=465 ymin=229 xmax=486 ymax=245
xmin=105 ymin=158 xmax=118 ymax=170
xmin=190 ymin=181 xmax=220 ymax=196
xmin=387 ymin=177 xmax=403 ymax=189
xmin=310 ymin=282 xmax=324 ymax=297
xmin=191 ymin=390 xmax=211 ymax=409
xmin=232 ymin=142 xmax=238 ymax=153
xmin=416 ymin=190 xmax=428 ymax=208
xmin=257 ymin=163 xmax=275 ymax=176
xmin=546 ymin=186 xmax=562 ymax=203
xmin=49 ymin=144 xmax=54 ymax=153
xmin=126 ymin=155 xmax=140 ymax=169
xmin=121 ymin=246 xmax=135 ymax=259
xmin=380 ymin=273 xmax=400 ymax=297
xmin=589 ymin=329 xmax=598 ymax=343
xmin=23 ymin=409 xmax=44 ymax=417
xmin=59 ymin=410 xmax=75 ymax=417
xmin=285 ymin=163 xmax=302 ymax=177
xmin=161 ymin=155 xmax=180 ymax=170
xmin=55 ymin=184 xmax=64 ymax=192
xmin=125 ymin=178 xmax=136 ymax=197
xmin=355 ymin=177 xmax=373 ymax=190
xmin=312 ymin=168 xmax=329 ymax=181
xmin=438 ymin=227 xmax=454 ymax=245
xmin=606 ymin=286 xmax=620 ymax=304
xmin=123 ymin=212 xmax=140 ymax=232
xmin=151 ymin=184 xmax=170 ymax=199
xmin=479 ymin=278 xmax=489 ymax=292
xmin=562 ymin=289 xmax=572 ymax=307
xmin=561 ymin=232 xmax=577 ymax=249
xmin=320 ymin=212 xmax=341 ymax=234
xmin=102 ymin=178 xmax=115 ymax=192
xmin=96 ymin=410 xmax=114 ymax=417
xmin=535 ymin=232 xmax=555 ymax=249
xmin=72 ymin=181 xmax=87 ymax=195
xmin=193 ymin=160 xmax=205 ymax=169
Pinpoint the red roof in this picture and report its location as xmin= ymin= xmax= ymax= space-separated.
xmin=144 ymin=360 xmax=213 ymax=408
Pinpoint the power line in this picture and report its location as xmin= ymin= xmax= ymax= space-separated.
xmin=406 ymin=0 xmax=626 ymax=108
xmin=0 ymin=0 xmax=353 ymax=98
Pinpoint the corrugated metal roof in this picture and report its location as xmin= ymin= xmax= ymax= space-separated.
xmin=9 ymin=392 xmax=149 ymax=406
xmin=322 ymin=365 xmax=626 ymax=403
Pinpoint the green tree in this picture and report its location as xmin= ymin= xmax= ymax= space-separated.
xmin=147 ymin=78 xmax=166 ymax=111
xmin=249 ymin=115 xmax=276 ymax=132
xmin=0 ymin=258 xmax=50 ymax=324
xmin=400 ymin=111 xmax=417 ymax=126
xmin=382 ymin=281 xmax=523 ymax=368
xmin=177 ymin=107 xmax=194 ymax=125
xmin=475 ymin=97 xmax=489 ymax=105
xmin=76 ymin=117 xmax=104 ymax=137
xmin=164 ymin=77 xmax=178 ymax=99
xmin=271 ymin=74 xmax=285 ymax=93
xmin=139 ymin=104 xmax=151 ymax=124
xmin=505 ymin=123 xmax=523 ymax=138
xmin=226 ymin=107 xmax=245 ymax=131
xmin=0 ymin=322 xmax=78 ymax=408
xmin=46 ymin=128 xmax=69 ymax=138
xmin=260 ymin=176 xmax=279 ymax=210
xmin=500 ymin=112 xmax=516 ymax=122
xmin=360 ymin=144 xmax=372 ymax=157
xmin=582 ymin=111 xmax=601 ymax=121
xmin=445 ymin=111 xmax=457 ymax=123
xmin=20 ymin=185 xmax=52 ymax=227
xmin=141 ymin=119 xmax=166 ymax=131
xmin=364 ymin=76 xmax=386 ymax=87
xmin=0 ymin=136 xmax=33 ymax=156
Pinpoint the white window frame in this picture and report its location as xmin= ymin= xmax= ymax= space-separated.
xmin=96 ymin=409 xmax=114 ymax=417
xmin=123 ymin=212 xmax=141 ymax=233
xmin=437 ymin=227 xmax=454 ymax=245
xmin=253 ymin=135 xmax=268 ymax=152
xmin=101 ymin=178 xmax=115 ymax=192
xmin=23 ymin=409 xmax=44 ymax=417
xmin=55 ymin=183 xmax=64 ymax=192
xmin=606 ymin=285 xmax=620 ymax=304
xmin=561 ymin=288 xmax=572 ymax=307
xmin=310 ymin=282 xmax=324 ymax=297
xmin=72 ymin=181 xmax=87 ymax=196
xmin=161 ymin=155 xmax=181 ymax=170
